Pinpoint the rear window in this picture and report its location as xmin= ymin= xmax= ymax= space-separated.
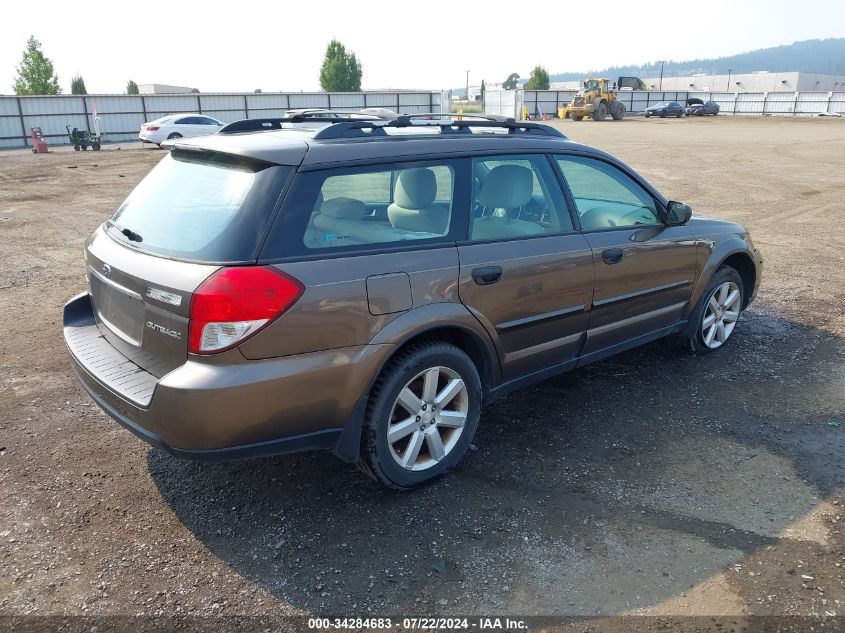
xmin=107 ymin=151 xmax=289 ymax=262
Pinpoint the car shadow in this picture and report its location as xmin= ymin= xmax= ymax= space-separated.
xmin=147 ymin=309 xmax=845 ymax=615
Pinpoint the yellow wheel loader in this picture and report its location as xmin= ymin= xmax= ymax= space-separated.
xmin=566 ymin=78 xmax=626 ymax=121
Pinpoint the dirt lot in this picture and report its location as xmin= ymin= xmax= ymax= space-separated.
xmin=1 ymin=117 xmax=844 ymax=625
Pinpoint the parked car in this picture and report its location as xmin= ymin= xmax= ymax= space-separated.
xmin=64 ymin=115 xmax=762 ymax=489
xmin=686 ymin=98 xmax=720 ymax=116
xmin=644 ymin=101 xmax=685 ymax=118
xmin=139 ymin=114 xmax=224 ymax=146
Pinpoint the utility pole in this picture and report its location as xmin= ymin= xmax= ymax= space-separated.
xmin=658 ymin=61 xmax=665 ymax=91
xmin=726 ymin=68 xmax=732 ymax=92
xmin=465 ymin=69 xmax=470 ymax=101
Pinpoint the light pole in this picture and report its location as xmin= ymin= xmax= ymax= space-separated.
xmin=658 ymin=61 xmax=665 ymax=91
xmin=465 ymin=69 xmax=470 ymax=101
xmin=726 ymin=68 xmax=732 ymax=92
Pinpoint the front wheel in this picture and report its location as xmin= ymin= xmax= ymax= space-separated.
xmin=166 ymin=132 xmax=182 ymax=140
xmin=360 ymin=342 xmax=482 ymax=489
xmin=681 ymin=266 xmax=744 ymax=353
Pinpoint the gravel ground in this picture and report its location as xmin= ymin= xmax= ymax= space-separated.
xmin=0 ymin=117 xmax=843 ymax=624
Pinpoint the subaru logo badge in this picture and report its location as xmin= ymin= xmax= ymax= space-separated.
xmin=101 ymin=263 xmax=112 ymax=277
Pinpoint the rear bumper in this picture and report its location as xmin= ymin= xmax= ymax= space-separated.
xmin=63 ymin=292 xmax=386 ymax=460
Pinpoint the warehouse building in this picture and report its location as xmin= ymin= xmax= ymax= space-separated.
xmin=137 ymin=83 xmax=197 ymax=94
xmin=642 ymin=71 xmax=845 ymax=92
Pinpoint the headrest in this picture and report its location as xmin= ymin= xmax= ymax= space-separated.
xmin=320 ymin=197 xmax=367 ymax=219
xmin=394 ymin=168 xmax=437 ymax=209
xmin=477 ymin=164 xmax=533 ymax=209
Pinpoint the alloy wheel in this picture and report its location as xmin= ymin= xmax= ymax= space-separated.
xmin=701 ymin=281 xmax=741 ymax=349
xmin=387 ymin=366 xmax=469 ymax=471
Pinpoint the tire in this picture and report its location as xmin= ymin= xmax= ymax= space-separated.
xmin=680 ymin=266 xmax=744 ymax=354
xmin=611 ymin=103 xmax=625 ymax=120
xmin=92 ymin=143 xmax=101 ymax=151
xmin=73 ymin=145 xmax=80 ymax=151
xmin=592 ymin=102 xmax=607 ymax=121
xmin=660 ymin=111 xmax=666 ymax=118
xmin=571 ymin=114 xmax=584 ymax=121
xmin=645 ymin=113 xmax=651 ymax=118
xmin=166 ymin=133 xmax=182 ymax=140
xmin=360 ymin=341 xmax=482 ymax=490
xmin=677 ymin=111 xmax=684 ymax=118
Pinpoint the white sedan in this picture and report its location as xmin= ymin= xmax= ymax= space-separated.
xmin=139 ymin=114 xmax=224 ymax=146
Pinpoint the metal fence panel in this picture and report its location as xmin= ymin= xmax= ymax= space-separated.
xmin=89 ymin=112 xmax=146 ymax=137
xmin=735 ymin=93 xmax=765 ymax=115
xmin=829 ymin=92 xmax=845 ymax=114
xmin=796 ymin=92 xmax=830 ymax=114
xmin=0 ymin=117 xmax=22 ymax=144
xmin=91 ymin=95 xmax=143 ymax=113
xmin=288 ymin=93 xmax=329 ymax=109
xmin=142 ymin=95 xmax=198 ymax=112
xmin=23 ymin=114 xmax=87 ymax=139
xmin=361 ymin=93 xmax=400 ymax=107
xmin=328 ymin=93 xmax=366 ymax=108
xmin=19 ymin=96 xmax=84 ymax=116
xmin=200 ymin=109 xmax=244 ymax=123
xmin=246 ymin=107 xmax=290 ymax=118
xmin=764 ymin=92 xmax=796 ymax=114
xmin=246 ymin=94 xmax=290 ymax=109
xmin=198 ymin=94 xmax=243 ymax=111
xmin=0 ymin=99 xmax=20 ymax=116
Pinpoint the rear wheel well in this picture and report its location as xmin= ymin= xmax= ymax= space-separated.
xmin=720 ymin=253 xmax=756 ymax=309
xmin=390 ymin=327 xmax=494 ymax=398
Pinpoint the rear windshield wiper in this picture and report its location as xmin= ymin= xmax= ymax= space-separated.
xmin=107 ymin=221 xmax=143 ymax=243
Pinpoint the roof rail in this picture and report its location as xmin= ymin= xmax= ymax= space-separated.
xmin=311 ymin=117 xmax=566 ymax=140
xmin=219 ymin=113 xmax=566 ymax=139
xmin=219 ymin=113 xmax=384 ymax=134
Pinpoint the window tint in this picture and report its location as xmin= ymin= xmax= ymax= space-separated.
xmin=470 ymin=154 xmax=571 ymax=241
xmin=107 ymin=151 xmax=288 ymax=262
xmin=198 ymin=117 xmax=221 ymax=125
xmin=555 ymin=155 xmax=661 ymax=230
xmin=174 ymin=116 xmax=195 ymax=125
xmin=302 ymin=163 xmax=455 ymax=250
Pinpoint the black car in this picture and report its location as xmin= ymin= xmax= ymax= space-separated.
xmin=685 ymin=98 xmax=720 ymax=116
xmin=644 ymin=102 xmax=685 ymax=118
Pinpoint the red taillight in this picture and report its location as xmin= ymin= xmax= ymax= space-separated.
xmin=146 ymin=125 xmax=160 ymax=131
xmin=188 ymin=267 xmax=304 ymax=354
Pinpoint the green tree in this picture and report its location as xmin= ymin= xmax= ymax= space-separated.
xmin=13 ymin=36 xmax=60 ymax=95
xmin=254 ymin=88 xmax=262 ymax=93
xmin=502 ymin=72 xmax=520 ymax=90
xmin=319 ymin=39 xmax=363 ymax=92
xmin=71 ymin=74 xmax=87 ymax=94
xmin=126 ymin=79 xmax=139 ymax=94
xmin=525 ymin=66 xmax=550 ymax=90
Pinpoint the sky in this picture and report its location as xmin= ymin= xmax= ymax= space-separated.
xmin=1 ymin=0 xmax=844 ymax=94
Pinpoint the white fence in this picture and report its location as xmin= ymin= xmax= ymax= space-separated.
xmin=0 ymin=90 xmax=450 ymax=149
xmin=485 ymin=89 xmax=845 ymax=119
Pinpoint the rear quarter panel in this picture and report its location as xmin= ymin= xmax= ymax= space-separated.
xmin=238 ymin=246 xmax=462 ymax=359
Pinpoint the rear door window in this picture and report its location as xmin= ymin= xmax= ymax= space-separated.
xmin=262 ymin=159 xmax=466 ymax=258
xmin=107 ymin=151 xmax=289 ymax=262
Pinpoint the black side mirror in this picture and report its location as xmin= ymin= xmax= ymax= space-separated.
xmin=666 ymin=201 xmax=693 ymax=225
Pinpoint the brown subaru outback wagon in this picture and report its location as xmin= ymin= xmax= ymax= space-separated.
xmin=63 ymin=114 xmax=763 ymax=489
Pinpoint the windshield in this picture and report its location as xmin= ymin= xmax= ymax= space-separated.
xmin=107 ymin=151 xmax=289 ymax=262
xmin=583 ymin=80 xmax=600 ymax=91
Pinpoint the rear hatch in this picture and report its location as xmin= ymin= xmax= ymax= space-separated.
xmin=86 ymin=148 xmax=290 ymax=377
